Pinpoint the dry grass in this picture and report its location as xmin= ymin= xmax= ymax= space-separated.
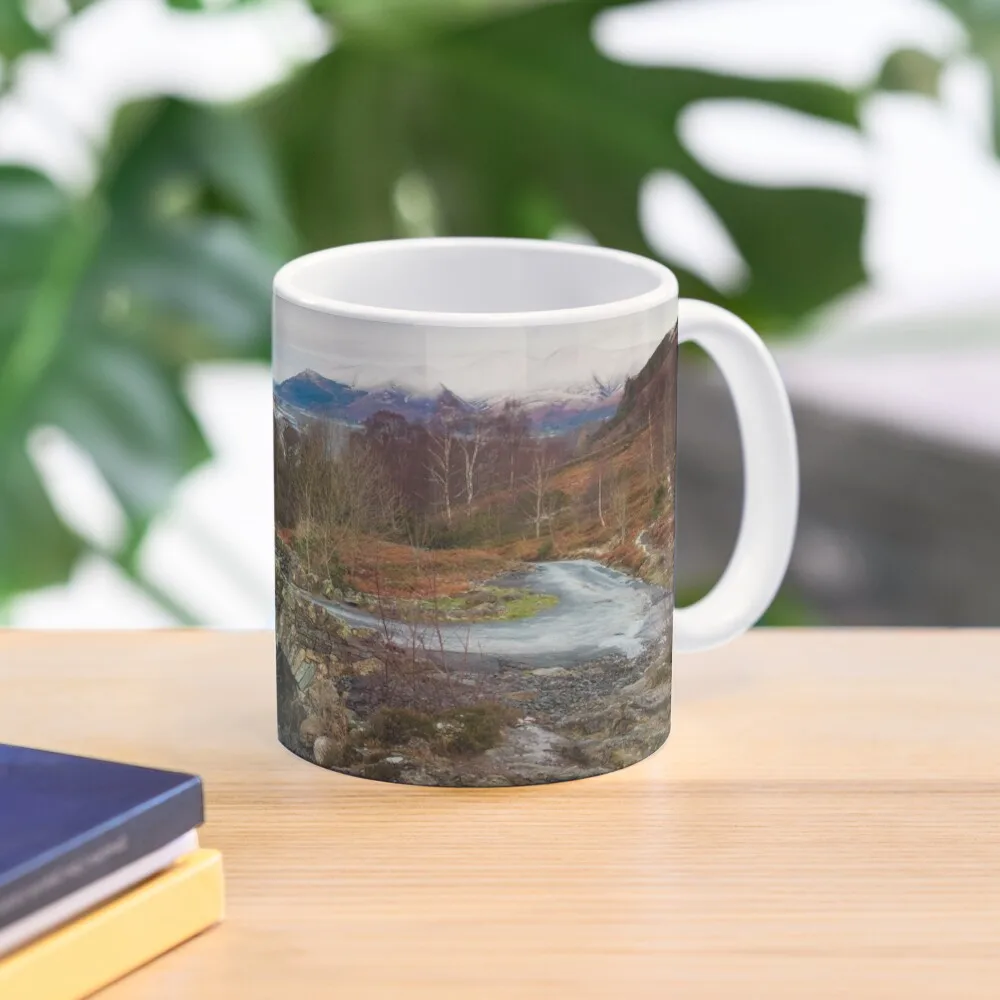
xmin=288 ymin=421 xmax=670 ymax=598
xmin=368 ymin=703 xmax=518 ymax=757
xmin=488 ymin=428 xmax=663 ymax=576
xmin=305 ymin=529 xmax=520 ymax=599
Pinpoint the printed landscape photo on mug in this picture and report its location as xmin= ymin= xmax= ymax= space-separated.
xmin=272 ymin=236 xmax=797 ymax=788
xmin=273 ymin=281 xmax=677 ymax=786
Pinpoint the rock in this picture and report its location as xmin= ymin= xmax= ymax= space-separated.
xmin=531 ymin=667 xmax=571 ymax=678
xmin=400 ymin=769 xmax=438 ymax=786
xmin=304 ymin=680 xmax=349 ymax=750
xmin=477 ymin=775 xmax=511 ymax=788
xmin=292 ymin=652 xmax=316 ymax=691
xmin=307 ymin=678 xmax=341 ymax=713
xmin=384 ymin=755 xmax=404 ymax=764
xmin=350 ymin=657 xmax=383 ymax=677
xmin=300 ymin=715 xmax=324 ymax=743
xmin=609 ymin=708 xmax=639 ymax=736
xmin=313 ymin=736 xmax=339 ymax=768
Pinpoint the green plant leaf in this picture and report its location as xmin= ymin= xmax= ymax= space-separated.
xmin=0 ymin=444 xmax=83 ymax=599
xmin=312 ymin=0 xmax=559 ymax=40
xmin=0 ymin=100 xmax=291 ymax=601
xmin=165 ymin=0 xmax=264 ymax=8
xmin=260 ymin=47 xmax=411 ymax=250
xmin=263 ymin=0 xmax=866 ymax=331
xmin=898 ymin=1 xmax=1000 ymax=150
xmin=876 ymin=48 xmax=943 ymax=97
xmin=0 ymin=169 xmax=82 ymax=597
xmin=0 ymin=1 xmax=48 ymax=62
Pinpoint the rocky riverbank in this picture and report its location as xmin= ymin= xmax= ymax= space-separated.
xmin=276 ymin=563 xmax=672 ymax=786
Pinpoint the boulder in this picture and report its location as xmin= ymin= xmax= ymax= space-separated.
xmin=299 ymin=715 xmax=324 ymax=743
xmin=307 ymin=678 xmax=342 ymax=714
xmin=350 ymin=657 xmax=383 ymax=677
xmin=306 ymin=680 xmax=349 ymax=749
xmin=292 ymin=651 xmax=316 ymax=691
xmin=317 ymin=652 xmax=340 ymax=679
xmin=313 ymin=736 xmax=340 ymax=768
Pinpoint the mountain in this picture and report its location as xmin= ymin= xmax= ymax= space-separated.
xmin=275 ymin=370 xmax=481 ymax=426
xmin=528 ymin=399 xmax=621 ymax=434
xmin=589 ymin=323 xmax=676 ymax=445
xmin=275 ymin=369 xmax=367 ymax=412
xmin=275 ymin=368 xmax=630 ymax=434
xmin=510 ymin=375 xmax=624 ymax=434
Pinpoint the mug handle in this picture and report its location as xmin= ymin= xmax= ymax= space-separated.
xmin=673 ymin=299 xmax=800 ymax=653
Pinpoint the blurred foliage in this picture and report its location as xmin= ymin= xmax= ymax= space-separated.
xmin=261 ymin=1 xmax=865 ymax=331
xmin=0 ymin=1 xmax=47 ymax=60
xmin=876 ymin=48 xmax=945 ymax=97
xmin=0 ymin=101 xmax=289 ymax=612
xmin=8 ymin=0 xmax=950 ymax=618
xmin=873 ymin=3 xmax=1000 ymax=152
xmin=936 ymin=0 xmax=1000 ymax=150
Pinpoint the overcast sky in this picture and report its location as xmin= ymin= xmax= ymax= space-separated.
xmin=272 ymin=308 xmax=674 ymax=399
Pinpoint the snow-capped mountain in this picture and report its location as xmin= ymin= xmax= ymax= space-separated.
xmin=275 ymin=370 xmax=482 ymax=426
xmin=274 ymin=368 xmax=626 ymax=434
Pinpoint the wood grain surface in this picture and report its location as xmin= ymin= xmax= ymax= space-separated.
xmin=1 ymin=629 xmax=998 ymax=998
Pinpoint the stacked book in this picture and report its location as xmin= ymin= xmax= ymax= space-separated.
xmin=0 ymin=743 xmax=224 ymax=1000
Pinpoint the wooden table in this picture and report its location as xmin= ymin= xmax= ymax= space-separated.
xmin=1 ymin=630 xmax=998 ymax=998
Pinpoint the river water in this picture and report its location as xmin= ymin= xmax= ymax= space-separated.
xmin=302 ymin=559 xmax=668 ymax=669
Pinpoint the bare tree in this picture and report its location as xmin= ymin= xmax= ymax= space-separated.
xmin=428 ymin=417 xmax=455 ymax=525
xmin=526 ymin=444 xmax=554 ymax=539
xmin=291 ymin=421 xmax=336 ymax=574
xmin=610 ymin=466 xmax=630 ymax=544
xmin=363 ymin=410 xmax=433 ymax=520
xmin=273 ymin=416 xmax=301 ymax=530
xmin=287 ymin=419 xmax=404 ymax=583
xmin=497 ymin=400 xmax=530 ymax=491
xmin=646 ymin=403 xmax=657 ymax=485
xmin=593 ymin=458 xmax=609 ymax=528
xmin=458 ymin=416 xmax=488 ymax=510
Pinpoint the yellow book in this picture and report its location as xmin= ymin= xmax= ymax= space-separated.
xmin=0 ymin=848 xmax=224 ymax=1000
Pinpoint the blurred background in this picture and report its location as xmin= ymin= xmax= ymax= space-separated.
xmin=1 ymin=0 xmax=998 ymax=629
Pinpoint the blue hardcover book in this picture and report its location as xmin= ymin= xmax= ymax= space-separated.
xmin=0 ymin=744 xmax=203 ymax=933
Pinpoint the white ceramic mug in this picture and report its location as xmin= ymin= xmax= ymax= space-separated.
xmin=272 ymin=237 xmax=797 ymax=786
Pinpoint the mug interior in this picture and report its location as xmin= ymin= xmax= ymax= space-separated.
xmin=273 ymin=238 xmax=675 ymax=322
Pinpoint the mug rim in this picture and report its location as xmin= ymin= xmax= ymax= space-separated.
xmin=273 ymin=237 xmax=678 ymax=328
